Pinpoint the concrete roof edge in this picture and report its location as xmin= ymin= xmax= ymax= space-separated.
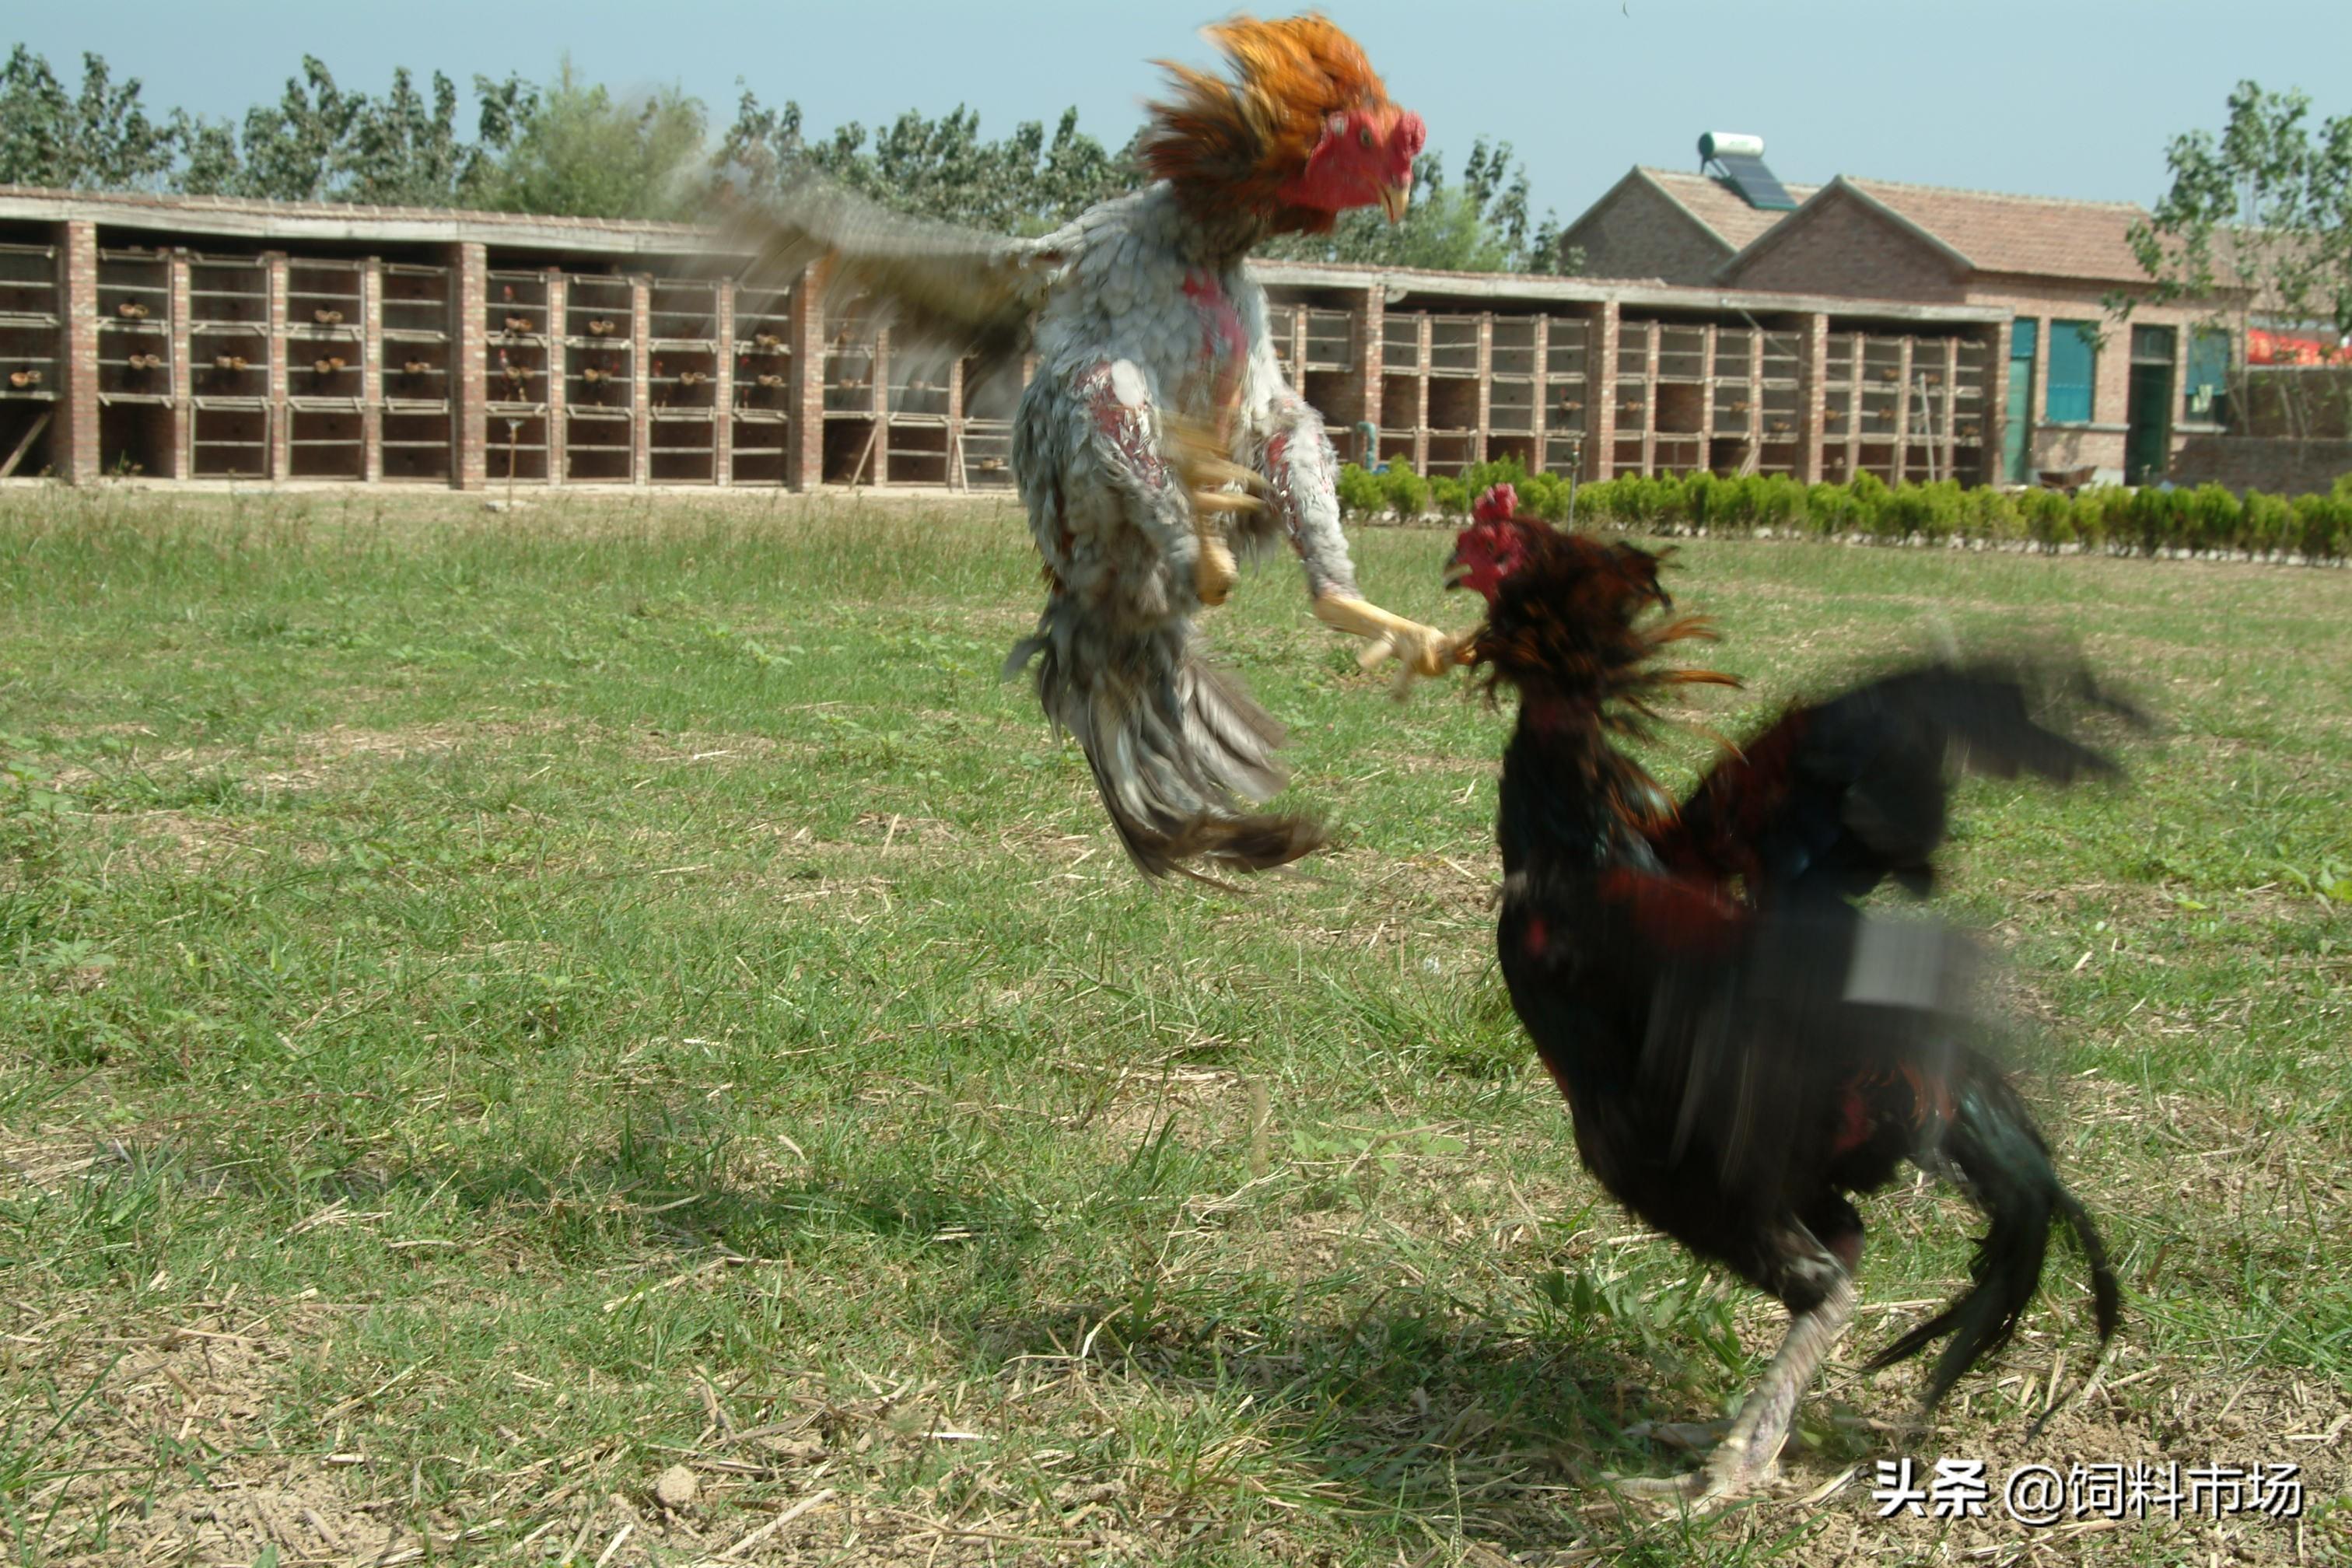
xmin=1250 ymin=259 xmax=2005 ymax=322
xmin=0 ymin=187 xmax=715 ymax=256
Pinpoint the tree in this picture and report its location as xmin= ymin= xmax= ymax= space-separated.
xmin=714 ymin=92 xmax=1137 ymax=234
xmin=0 ymin=44 xmax=1575 ymax=255
xmin=2116 ymin=81 xmax=2352 ymax=439
xmin=1261 ymin=139 xmax=1574 ymax=274
xmin=478 ymin=61 xmax=707 ymax=222
xmin=0 ymin=46 xmax=175 ymax=189
xmin=167 ymin=58 xmax=529 ymax=205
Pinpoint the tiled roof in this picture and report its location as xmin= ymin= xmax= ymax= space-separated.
xmin=1637 ymin=168 xmax=1817 ymax=251
xmin=1839 ymin=178 xmax=2151 ymax=283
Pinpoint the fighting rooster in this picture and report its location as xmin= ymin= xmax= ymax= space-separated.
xmin=719 ymin=16 xmax=1459 ymax=877
xmin=1450 ymin=485 xmax=2124 ymax=1504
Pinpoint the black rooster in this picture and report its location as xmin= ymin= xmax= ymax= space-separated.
xmin=1450 ymin=484 xmax=2124 ymax=1504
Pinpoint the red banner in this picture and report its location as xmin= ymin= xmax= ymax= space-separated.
xmin=2248 ymin=327 xmax=2352 ymax=366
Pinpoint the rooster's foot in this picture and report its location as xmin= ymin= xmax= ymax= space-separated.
xmin=1604 ymin=1276 xmax=1857 ymax=1514
xmin=1603 ymin=1424 xmax=1785 ymax=1510
xmin=1194 ymin=533 xmax=1240 ymax=606
xmin=1311 ymin=593 xmax=1465 ymax=689
xmin=1623 ymin=1417 xmax=1734 ymax=1453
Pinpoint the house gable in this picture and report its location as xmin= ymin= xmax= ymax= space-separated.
xmin=1717 ymin=182 xmax=1967 ymax=303
xmin=1559 ymin=170 xmax=1734 ymax=285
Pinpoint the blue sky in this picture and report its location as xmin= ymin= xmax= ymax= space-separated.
xmin=14 ymin=2 xmax=2347 ymax=220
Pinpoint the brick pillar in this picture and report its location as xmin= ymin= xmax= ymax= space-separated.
xmin=713 ymin=279 xmax=735 ymax=486
xmin=1797 ymin=314 xmax=1827 ymax=483
xmin=1588 ymin=301 xmax=1619 ymax=481
xmin=1844 ymin=332 xmax=1864 ymax=480
xmin=1892 ymin=335 xmax=1915 ymax=484
xmin=944 ymin=343 xmax=966 ymax=492
xmin=1748 ymin=327 xmax=1766 ymax=464
xmin=170 ymin=252 xmax=192 ymax=478
xmin=53 ymin=220 xmax=100 ymax=484
xmin=1356 ymin=285 xmax=1384 ymax=465
xmin=447 ymin=241 xmax=487 ymax=490
xmin=1472 ymin=313 xmax=1493 ymax=465
xmin=1985 ymin=319 xmax=2013 ymax=485
xmin=870 ymin=329 xmax=891 ymax=486
xmin=1941 ymin=338 xmax=1960 ymax=484
xmin=1529 ymin=313 xmax=1550 ymax=472
xmin=1697 ymin=324 xmax=1718 ymax=470
xmin=544 ymin=271 xmax=567 ymax=485
xmin=361 ymin=258 xmax=383 ymax=482
xmin=1639 ymin=322 xmax=1659 ymax=477
xmin=1412 ymin=314 xmax=1431 ymax=470
xmin=265 ymin=253 xmax=289 ymax=481
xmin=629 ymin=274 xmax=650 ymax=485
xmin=790 ymin=257 xmax=824 ymax=489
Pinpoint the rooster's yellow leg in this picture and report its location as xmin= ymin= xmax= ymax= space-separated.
xmin=1311 ymin=593 xmax=1465 ymax=681
xmin=1191 ymin=513 xmax=1243 ymax=605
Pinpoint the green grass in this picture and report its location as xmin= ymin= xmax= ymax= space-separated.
xmin=0 ymin=486 xmax=2346 ymax=1566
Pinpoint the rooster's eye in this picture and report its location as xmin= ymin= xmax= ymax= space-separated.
xmin=1358 ymin=127 xmax=1376 ymax=149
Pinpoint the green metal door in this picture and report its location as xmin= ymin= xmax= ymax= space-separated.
xmin=2004 ymin=320 xmax=2037 ymax=483
xmin=2125 ymin=325 xmax=2176 ymax=485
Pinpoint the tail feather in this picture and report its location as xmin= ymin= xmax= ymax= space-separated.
xmin=1867 ymin=1071 xmax=2120 ymax=1405
xmin=1008 ymin=607 xmax=1324 ymax=879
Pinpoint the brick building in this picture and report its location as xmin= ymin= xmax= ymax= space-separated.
xmin=1717 ymin=179 xmax=2231 ymax=484
xmin=1563 ymin=164 xmax=2237 ymax=485
xmin=3 ymin=184 xmax=2021 ymax=492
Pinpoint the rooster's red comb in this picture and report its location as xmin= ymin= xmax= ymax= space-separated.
xmin=1472 ymin=482 xmax=1519 ymax=523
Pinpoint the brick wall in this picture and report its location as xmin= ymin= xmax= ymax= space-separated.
xmin=1724 ymin=193 xmax=1962 ymax=301
xmin=1560 ymin=182 xmax=1729 ymax=285
xmin=2170 ymin=436 xmax=2352 ymax=496
xmin=1972 ymin=278 xmax=2212 ymax=480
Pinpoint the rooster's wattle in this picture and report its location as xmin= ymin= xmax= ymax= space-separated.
xmin=720 ymin=16 xmax=1459 ymax=877
xmin=1451 ymin=485 xmax=2126 ymax=1505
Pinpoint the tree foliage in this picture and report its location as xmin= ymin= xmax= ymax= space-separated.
xmin=477 ymin=61 xmax=705 ymax=221
xmin=2117 ymin=81 xmax=2352 ymax=436
xmin=1262 ymin=138 xmax=1574 ymax=274
xmin=0 ymin=45 xmax=175 ymax=188
xmin=0 ymin=44 xmax=1562 ymax=271
xmin=716 ymin=93 xmax=1139 ymax=234
xmin=165 ymin=57 xmax=529 ymax=205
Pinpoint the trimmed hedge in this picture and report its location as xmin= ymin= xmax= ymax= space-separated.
xmin=1333 ymin=458 xmax=2352 ymax=563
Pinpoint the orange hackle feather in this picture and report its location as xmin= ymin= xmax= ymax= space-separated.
xmin=1143 ymin=13 xmax=1393 ymax=224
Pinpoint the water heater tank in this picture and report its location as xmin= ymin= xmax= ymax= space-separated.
xmin=1698 ymin=131 xmax=1766 ymax=163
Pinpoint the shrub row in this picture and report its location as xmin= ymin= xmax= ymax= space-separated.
xmin=1333 ymin=458 xmax=2352 ymax=562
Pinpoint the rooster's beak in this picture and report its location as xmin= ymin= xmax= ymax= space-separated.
xmin=1379 ymin=181 xmax=1410 ymax=225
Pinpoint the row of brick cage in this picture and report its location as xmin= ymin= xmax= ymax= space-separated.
xmin=1280 ymin=280 xmax=2000 ymax=488
xmin=0 ymin=195 xmax=2012 ymax=492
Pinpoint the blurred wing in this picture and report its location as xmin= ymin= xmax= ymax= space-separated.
xmin=1640 ymin=901 xmax=1986 ymax=1202
xmin=1665 ymin=660 xmax=2139 ymax=905
xmin=712 ymin=173 xmax=1070 ymax=375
